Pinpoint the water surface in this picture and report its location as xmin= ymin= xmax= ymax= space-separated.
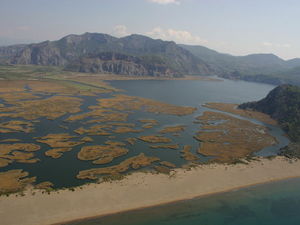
xmin=0 ymin=78 xmax=288 ymax=188
xmin=65 ymin=177 xmax=300 ymax=225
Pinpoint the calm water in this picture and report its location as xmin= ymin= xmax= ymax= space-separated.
xmin=2 ymin=78 xmax=296 ymax=224
xmin=0 ymin=78 xmax=289 ymax=188
xmin=65 ymin=178 xmax=300 ymax=225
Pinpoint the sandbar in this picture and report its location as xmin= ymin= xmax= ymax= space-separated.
xmin=1 ymin=157 xmax=300 ymax=225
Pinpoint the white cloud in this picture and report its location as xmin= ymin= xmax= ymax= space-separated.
xmin=146 ymin=27 xmax=208 ymax=45
xmin=262 ymin=42 xmax=291 ymax=48
xmin=112 ymin=25 xmax=129 ymax=37
xmin=148 ymin=0 xmax=180 ymax=5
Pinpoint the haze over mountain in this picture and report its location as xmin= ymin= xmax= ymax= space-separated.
xmin=180 ymin=44 xmax=300 ymax=85
xmin=0 ymin=32 xmax=300 ymax=85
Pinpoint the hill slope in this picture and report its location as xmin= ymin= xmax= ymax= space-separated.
xmin=1 ymin=33 xmax=300 ymax=82
xmin=239 ymin=84 xmax=300 ymax=142
xmin=0 ymin=33 xmax=211 ymax=77
xmin=180 ymin=44 xmax=300 ymax=85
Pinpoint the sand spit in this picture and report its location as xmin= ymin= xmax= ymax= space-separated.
xmin=1 ymin=157 xmax=300 ymax=225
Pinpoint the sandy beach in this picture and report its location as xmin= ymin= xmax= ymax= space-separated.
xmin=1 ymin=156 xmax=300 ymax=225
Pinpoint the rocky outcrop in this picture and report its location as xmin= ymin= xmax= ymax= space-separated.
xmin=0 ymin=33 xmax=212 ymax=77
xmin=66 ymin=52 xmax=177 ymax=77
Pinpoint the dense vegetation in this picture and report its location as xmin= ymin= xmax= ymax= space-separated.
xmin=239 ymin=84 xmax=300 ymax=142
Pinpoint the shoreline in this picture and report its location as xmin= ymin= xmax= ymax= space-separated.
xmin=1 ymin=157 xmax=300 ymax=225
xmin=57 ymin=175 xmax=300 ymax=225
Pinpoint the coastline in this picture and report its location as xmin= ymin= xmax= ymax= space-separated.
xmin=1 ymin=157 xmax=300 ymax=225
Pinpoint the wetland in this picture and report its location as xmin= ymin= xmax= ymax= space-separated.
xmin=0 ymin=75 xmax=289 ymax=194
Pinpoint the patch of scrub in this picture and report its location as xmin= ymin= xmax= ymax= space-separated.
xmin=66 ymin=108 xmax=128 ymax=123
xmin=153 ymin=165 xmax=171 ymax=174
xmin=0 ymin=169 xmax=36 ymax=195
xmin=113 ymin=126 xmax=143 ymax=134
xmin=159 ymin=161 xmax=176 ymax=168
xmin=126 ymin=137 xmax=137 ymax=145
xmin=0 ymin=120 xmax=34 ymax=133
xmin=81 ymin=137 xmax=93 ymax=142
xmin=0 ymin=96 xmax=82 ymax=120
xmin=204 ymin=102 xmax=277 ymax=125
xmin=0 ymin=143 xmax=41 ymax=167
xmin=36 ymin=133 xmax=83 ymax=158
xmin=36 ymin=133 xmax=83 ymax=148
xmin=97 ymin=94 xmax=197 ymax=116
xmin=150 ymin=144 xmax=179 ymax=150
xmin=77 ymin=141 xmax=129 ymax=165
xmin=75 ymin=125 xmax=112 ymax=136
xmin=194 ymin=111 xmax=277 ymax=163
xmin=180 ymin=145 xmax=199 ymax=161
xmin=0 ymin=139 xmax=22 ymax=143
xmin=35 ymin=181 xmax=54 ymax=190
xmin=77 ymin=153 xmax=160 ymax=179
xmin=0 ymin=92 xmax=40 ymax=103
xmin=159 ymin=125 xmax=186 ymax=134
xmin=139 ymin=135 xmax=172 ymax=143
xmin=139 ymin=119 xmax=158 ymax=129
xmin=45 ymin=148 xmax=72 ymax=159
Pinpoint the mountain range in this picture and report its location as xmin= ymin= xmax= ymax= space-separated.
xmin=0 ymin=32 xmax=299 ymax=85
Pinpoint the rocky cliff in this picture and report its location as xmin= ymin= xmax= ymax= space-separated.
xmin=0 ymin=33 xmax=212 ymax=77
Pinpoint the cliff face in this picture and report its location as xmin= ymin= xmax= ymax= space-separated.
xmin=239 ymin=84 xmax=300 ymax=142
xmin=66 ymin=52 xmax=177 ymax=77
xmin=0 ymin=33 xmax=212 ymax=77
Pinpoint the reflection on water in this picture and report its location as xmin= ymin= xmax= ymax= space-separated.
xmin=65 ymin=178 xmax=300 ymax=225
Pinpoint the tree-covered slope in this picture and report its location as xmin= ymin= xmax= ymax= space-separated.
xmin=239 ymin=84 xmax=300 ymax=142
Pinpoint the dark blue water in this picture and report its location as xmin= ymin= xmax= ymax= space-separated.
xmin=65 ymin=178 xmax=300 ymax=225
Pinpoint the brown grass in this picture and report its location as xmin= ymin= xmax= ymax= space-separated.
xmin=0 ymin=96 xmax=82 ymax=120
xmin=138 ymin=135 xmax=172 ymax=143
xmin=0 ymin=169 xmax=36 ymax=194
xmin=77 ymin=153 xmax=160 ymax=179
xmin=77 ymin=141 xmax=128 ymax=165
xmin=195 ymin=111 xmax=277 ymax=163
xmin=0 ymin=120 xmax=34 ymax=133
xmin=150 ymin=144 xmax=180 ymax=150
xmin=204 ymin=102 xmax=277 ymax=125
xmin=180 ymin=145 xmax=199 ymax=161
xmin=159 ymin=125 xmax=186 ymax=134
xmin=97 ymin=95 xmax=197 ymax=116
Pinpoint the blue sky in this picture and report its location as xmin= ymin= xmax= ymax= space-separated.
xmin=0 ymin=0 xmax=299 ymax=59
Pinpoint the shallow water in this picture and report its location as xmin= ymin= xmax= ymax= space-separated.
xmin=65 ymin=177 xmax=300 ymax=225
xmin=0 ymin=78 xmax=289 ymax=188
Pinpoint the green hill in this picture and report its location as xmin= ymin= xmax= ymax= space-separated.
xmin=239 ymin=84 xmax=300 ymax=142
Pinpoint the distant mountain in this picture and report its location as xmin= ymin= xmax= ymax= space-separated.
xmin=239 ymin=84 xmax=300 ymax=142
xmin=0 ymin=33 xmax=211 ymax=77
xmin=180 ymin=44 xmax=300 ymax=85
xmin=0 ymin=32 xmax=299 ymax=82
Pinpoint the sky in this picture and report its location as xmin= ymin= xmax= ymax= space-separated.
xmin=0 ymin=0 xmax=299 ymax=59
